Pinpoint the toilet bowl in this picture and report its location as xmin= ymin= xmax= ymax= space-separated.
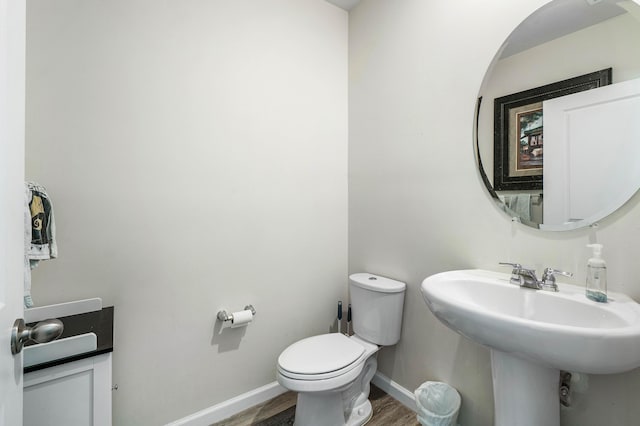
xmin=276 ymin=273 xmax=406 ymax=426
xmin=277 ymin=334 xmax=379 ymax=426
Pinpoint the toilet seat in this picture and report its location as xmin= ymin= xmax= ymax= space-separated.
xmin=277 ymin=334 xmax=378 ymax=382
xmin=278 ymin=334 xmax=366 ymax=380
xmin=277 ymin=334 xmax=379 ymax=394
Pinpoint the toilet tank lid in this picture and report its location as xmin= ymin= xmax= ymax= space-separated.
xmin=349 ymin=273 xmax=406 ymax=293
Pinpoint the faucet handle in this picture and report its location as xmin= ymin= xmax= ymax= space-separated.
xmin=500 ymin=262 xmax=529 ymax=286
xmin=543 ymin=267 xmax=573 ymax=279
xmin=499 ymin=262 xmax=522 ymax=271
xmin=541 ymin=268 xmax=573 ymax=291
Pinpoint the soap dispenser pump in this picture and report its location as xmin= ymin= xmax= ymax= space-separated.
xmin=586 ymin=243 xmax=607 ymax=303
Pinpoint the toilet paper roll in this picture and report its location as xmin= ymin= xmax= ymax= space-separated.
xmin=231 ymin=309 xmax=253 ymax=328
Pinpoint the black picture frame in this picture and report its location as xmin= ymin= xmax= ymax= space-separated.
xmin=493 ymin=68 xmax=612 ymax=191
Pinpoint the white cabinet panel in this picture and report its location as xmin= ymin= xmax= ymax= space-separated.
xmin=24 ymin=353 xmax=112 ymax=426
xmin=25 ymin=369 xmax=93 ymax=426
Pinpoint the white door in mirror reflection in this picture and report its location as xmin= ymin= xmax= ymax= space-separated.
xmin=543 ymin=78 xmax=640 ymax=230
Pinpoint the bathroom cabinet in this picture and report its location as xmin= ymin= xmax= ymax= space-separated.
xmin=22 ymin=303 xmax=114 ymax=426
xmin=24 ymin=352 xmax=112 ymax=426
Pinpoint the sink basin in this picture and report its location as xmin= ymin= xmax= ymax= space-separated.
xmin=421 ymin=269 xmax=640 ymax=426
xmin=421 ymin=269 xmax=640 ymax=374
xmin=24 ymin=333 xmax=97 ymax=368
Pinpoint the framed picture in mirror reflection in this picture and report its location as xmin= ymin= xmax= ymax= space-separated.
xmin=493 ymin=68 xmax=612 ymax=191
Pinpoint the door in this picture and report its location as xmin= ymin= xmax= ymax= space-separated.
xmin=0 ymin=0 xmax=26 ymax=424
xmin=543 ymin=77 xmax=640 ymax=228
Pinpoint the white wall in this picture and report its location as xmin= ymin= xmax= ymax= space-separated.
xmin=25 ymin=0 xmax=348 ymax=424
xmin=349 ymin=1 xmax=640 ymax=425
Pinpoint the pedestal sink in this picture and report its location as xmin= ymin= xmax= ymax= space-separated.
xmin=421 ymin=269 xmax=640 ymax=426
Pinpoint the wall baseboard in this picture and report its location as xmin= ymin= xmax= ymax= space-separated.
xmin=165 ymin=381 xmax=288 ymax=426
xmin=371 ymin=371 xmax=417 ymax=413
xmin=166 ymin=372 xmax=417 ymax=425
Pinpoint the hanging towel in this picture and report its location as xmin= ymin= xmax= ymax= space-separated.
xmin=506 ymin=194 xmax=532 ymax=222
xmin=499 ymin=193 xmax=532 ymax=222
xmin=24 ymin=181 xmax=58 ymax=308
xmin=24 ymin=186 xmax=32 ymax=308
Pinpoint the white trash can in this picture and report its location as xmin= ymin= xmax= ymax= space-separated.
xmin=414 ymin=381 xmax=461 ymax=426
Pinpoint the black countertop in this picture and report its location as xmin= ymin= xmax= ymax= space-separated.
xmin=24 ymin=306 xmax=114 ymax=374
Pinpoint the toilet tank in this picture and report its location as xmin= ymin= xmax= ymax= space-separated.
xmin=349 ymin=273 xmax=406 ymax=346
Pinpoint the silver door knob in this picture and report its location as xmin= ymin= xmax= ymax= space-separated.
xmin=11 ymin=318 xmax=64 ymax=355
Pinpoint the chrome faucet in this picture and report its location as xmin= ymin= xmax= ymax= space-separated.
xmin=540 ymin=268 xmax=574 ymax=292
xmin=499 ymin=263 xmax=573 ymax=292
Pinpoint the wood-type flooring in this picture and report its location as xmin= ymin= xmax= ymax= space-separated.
xmin=212 ymin=384 xmax=420 ymax=426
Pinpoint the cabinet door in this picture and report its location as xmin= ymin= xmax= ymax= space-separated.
xmin=24 ymin=353 xmax=112 ymax=426
xmin=25 ymin=368 xmax=93 ymax=425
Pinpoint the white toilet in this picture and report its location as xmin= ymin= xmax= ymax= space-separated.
xmin=277 ymin=273 xmax=406 ymax=426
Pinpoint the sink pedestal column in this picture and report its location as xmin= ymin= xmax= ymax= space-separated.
xmin=491 ymin=350 xmax=560 ymax=426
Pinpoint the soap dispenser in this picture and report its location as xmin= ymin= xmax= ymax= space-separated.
xmin=586 ymin=243 xmax=607 ymax=303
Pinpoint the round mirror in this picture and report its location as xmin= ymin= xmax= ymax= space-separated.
xmin=476 ymin=0 xmax=640 ymax=231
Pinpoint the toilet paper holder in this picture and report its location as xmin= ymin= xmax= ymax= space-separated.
xmin=217 ymin=305 xmax=256 ymax=323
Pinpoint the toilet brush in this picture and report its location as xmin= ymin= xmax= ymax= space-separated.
xmin=337 ymin=301 xmax=342 ymax=334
